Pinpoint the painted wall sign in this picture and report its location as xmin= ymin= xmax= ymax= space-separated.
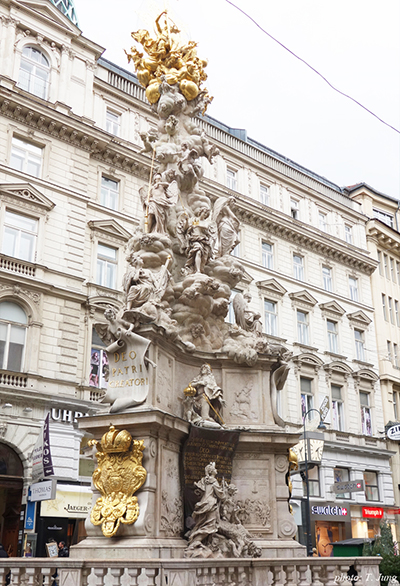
xmin=387 ymin=424 xmax=400 ymax=441
xmin=362 ymin=507 xmax=384 ymax=519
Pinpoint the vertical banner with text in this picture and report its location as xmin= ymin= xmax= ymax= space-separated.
xmin=32 ymin=413 xmax=54 ymax=482
xmin=182 ymin=426 xmax=240 ymax=531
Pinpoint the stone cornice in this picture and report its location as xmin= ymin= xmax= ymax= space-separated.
xmin=0 ymin=88 xmax=151 ymax=180
xmin=367 ymin=220 xmax=400 ymax=256
xmin=230 ymin=195 xmax=377 ymax=276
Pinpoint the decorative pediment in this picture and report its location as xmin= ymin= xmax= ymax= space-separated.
xmin=319 ymin=301 xmax=346 ymax=318
xmin=240 ymin=270 xmax=254 ymax=286
xmin=0 ymin=183 xmax=55 ymax=211
xmin=347 ymin=311 xmax=372 ymax=327
xmin=88 ymin=219 xmax=132 ymax=242
xmin=292 ymin=352 xmax=324 ymax=370
xmin=256 ymin=278 xmax=287 ymax=299
xmin=323 ymin=361 xmax=353 ymax=376
xmin=352 ymin=369 xmax=379 ymax=383
xmin=17 ymin=0 xmax=79 ymax=33
xmin=289 ymin=290 xmax=318 ymax=308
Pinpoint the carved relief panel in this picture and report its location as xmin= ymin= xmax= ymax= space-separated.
xmin=231 ymin=455 xmax=273 ymax=535
xmin=159 ymin=446 xmax=183 ymax=537
xmin=222 ymin=370 xmax=261 ymax=425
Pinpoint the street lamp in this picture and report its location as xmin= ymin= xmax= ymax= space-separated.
xmin=303 ymin=408 xmax=326 ymax=557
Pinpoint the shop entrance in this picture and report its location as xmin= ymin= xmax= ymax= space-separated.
xmin=0 ymin=443 xmax=23 ymax=556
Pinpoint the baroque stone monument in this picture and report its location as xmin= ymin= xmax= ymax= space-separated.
xmin=75 ymin=11 xmax=303 ymax=559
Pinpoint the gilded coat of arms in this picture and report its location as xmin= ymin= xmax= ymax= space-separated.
xmin=89 ymin=425 xmax=147 ymax=537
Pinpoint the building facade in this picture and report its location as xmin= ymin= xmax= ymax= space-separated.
xmin=0 ymin=0 xmax=395 ymax=557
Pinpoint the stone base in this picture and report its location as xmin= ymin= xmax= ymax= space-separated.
xmin=70 ymin=537 xmax=187 ymax=559
xmin=71 ymin=536 xmax=305 ymax=560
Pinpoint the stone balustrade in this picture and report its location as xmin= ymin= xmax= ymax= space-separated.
xmin=0 ymin=556 xmax=381 ymax=585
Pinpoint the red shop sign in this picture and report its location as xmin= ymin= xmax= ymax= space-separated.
xmin=362 ymin=507 xmax=384 ymax=519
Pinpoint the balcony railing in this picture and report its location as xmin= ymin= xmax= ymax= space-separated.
xmin=0 ymin=254 xmax=36 ymax=277
xmin=0 ymin=556 xmax=381 ymax=585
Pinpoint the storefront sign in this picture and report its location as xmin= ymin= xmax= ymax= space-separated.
xmin=362 ymin=507 xmax=384 ymax=518
xmin=332 ymin=479 xmax=365 ymax=494
xmin=29 ymin=479 xmax=57 ymax=502
xmin=50 ymin=409 xmax=89 ymax=423
xmin=311 ymin=505 xmax=348 ymax=517
xmin=40 ymin=485 xmax=92 ymax=518
xmin=31 ymin=413 xmax=54 ymax=482
xmin=387 ymin=424 xmax=400 ymax=441
xmin=320 ymin=396 xmax=330 ymax=421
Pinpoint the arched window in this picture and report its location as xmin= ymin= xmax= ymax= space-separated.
xmin=18 ymin=46 xmax=50 ymax=99
xmin=0 ymin=302 xmax=28 ymax=372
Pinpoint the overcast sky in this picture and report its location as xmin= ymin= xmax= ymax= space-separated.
xmin=76 ymin=0 xmax=400 ymax=198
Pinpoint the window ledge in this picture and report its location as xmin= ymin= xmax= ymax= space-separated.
xmin=352 ymin=359 xmax=374 ymax=368
xmin=293 ymin=343 xmax=319 ymax=352
xmin=324 ymin=351 xmax=348 ymax=361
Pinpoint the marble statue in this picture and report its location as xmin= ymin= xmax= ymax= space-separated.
xmin=232 ymin=292 xmax=263 ymax=335
xmin=183 ymin=364 xmax=225 ymax=428
xmin=185 ymin=462 xmax=261 ymax=558
xmin=177 ymin=207 xmax=216 ymax=275
xmin=139 ymin=171 xmax=179 ymax=234
xmin=122 ymin=252 xmax=171 ymax=327
xmin=212 ymin=196 xmax=240 ymax=257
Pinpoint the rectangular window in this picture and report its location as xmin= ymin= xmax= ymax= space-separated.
xmin=389 ymin=297 xmax=395 ymax=324
xmin=319 ymin=212 xmax=327 ymax=232
xmin=322 ymin=266 xmax=333 ymax=292
xmin=364 ymin=471 xmax=379 ymax=501
xmin=345 ymin=224 xmax=353 ymax=244
xmin=297 ymin=310 xmax=309 ymax=345
xmin=2 ymin=210 xmax=38 ymax=262
xmin=397 ymin=262 xmax=400 ymax=285
xmin=396 ymin=300 xmax=400 ymax=326
xmin=394 ymin=343 xmax=398 ymax=367
xmin=360 ymin=392 xmax=372 ymax=436
xmin=262 ymin=242 xmax=273 ymax=269
xmin=327 ymin=320 xmax=338 ymax=354
xmin=334 ymin=467 xmax=350 ymax=499
xmin=355 ymin=329 xmax=365 ymax=361
xmin=96 ymin=243 xmax=117 ymax=289
xmin=382 ymin=294 xmax=388 ymax=321
xmin=377 ymin=251 xmax=383 ymax=276
xmin=387 ymin=340 xmax=392 ymax=362
xmin=226 ymin=168 xmax=237 ymax=191
xmin=303 ymin=466 xmax=320 ymax=497
xmin=384 ymin=254 xmax=389 ymax=279
xmin=300 ymin=377 xmax=313 ymax=420
xmin=90 ymin=328 xmax=109 ymax=389
xmin=391 ymin=258 xmax=396 ymax=282
xmin=264 ymin=300 xmax=277 ymax=336
xmin=394 ymin=391 xmax=398 ymax=420
xmin=106 ymin=110 xmax=120 ymax=136
xmin=373 ymin=209 xmax=393 ymax=228
xmin=349 ymin=277 xmax=358 ymax=301
xmin=293 ymin=254 xmax=304 ymax=281
xmin=332 ymin=385 xmax=344 ymax=431
xmin=100 ymin=176 xmax=119 ymax=210
xmin=290 ymin=198 xmax=299 ymax=220
xmin=260 ymin=184 xmax=269 ymax=206
xmin=10 ymin=137 xmax=42 ymax=177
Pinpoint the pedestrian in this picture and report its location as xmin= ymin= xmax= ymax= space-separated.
xmin=58 ymin=542 xmax=69 ymax=557
xmin=0 ymin=543 xmax=10 ymax=586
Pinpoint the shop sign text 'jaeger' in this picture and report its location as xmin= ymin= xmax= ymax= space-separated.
xmin=101 ymin=331 xmax=153 ymax=412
